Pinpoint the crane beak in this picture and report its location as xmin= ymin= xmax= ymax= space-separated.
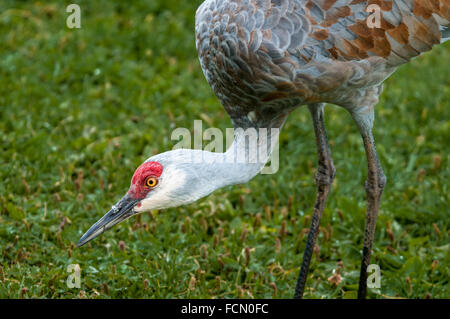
xmin=77 ymin=195 xmax=140 ymax=247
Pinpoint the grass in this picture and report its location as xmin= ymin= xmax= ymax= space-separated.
xmin=0 ymin=0 xmax=448 ymax=299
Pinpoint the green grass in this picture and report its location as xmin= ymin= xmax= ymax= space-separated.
xmin=0 ymin=0 xmax=448 ymax=299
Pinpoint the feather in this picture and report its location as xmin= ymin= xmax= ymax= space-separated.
xmin=195 ymin=0 xmax=448 ymax=126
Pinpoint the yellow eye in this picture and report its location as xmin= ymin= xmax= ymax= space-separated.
xmin=145 ymin=177 xmax=158 ymax=188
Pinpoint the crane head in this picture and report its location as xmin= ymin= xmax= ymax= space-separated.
xmin=77 ymin=160 xmax=172 ymax=247
xmin=77 ymin=147 xmax=238 ymax=247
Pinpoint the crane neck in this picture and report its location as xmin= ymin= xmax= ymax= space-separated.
xmin=222 ymin=127 xmax=280 ymax=183
xmin=150 ymin=122 xmax=286 ymax=209
xmin=184 ymin=126 xmax=282 ymax=198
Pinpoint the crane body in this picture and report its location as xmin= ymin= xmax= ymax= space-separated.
xmin=196 ymin=0 xmax=447 ymax=130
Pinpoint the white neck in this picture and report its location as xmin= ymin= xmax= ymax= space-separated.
xmin=179 ymin=127 xmax=281 ymax=200
xmin=139 ymin=126 xmax=283 ymax=211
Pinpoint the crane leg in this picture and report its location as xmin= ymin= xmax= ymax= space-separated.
xmin=353 ymin=111 xmax=386 ymax=299
xmin=294 ymin=104 xmax=335 ymax=299
xmin=356 ymin=131 xmax=386 ymax=298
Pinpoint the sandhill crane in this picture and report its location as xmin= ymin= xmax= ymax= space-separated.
xmin=77 ymin=0 xmax=449 ymax=298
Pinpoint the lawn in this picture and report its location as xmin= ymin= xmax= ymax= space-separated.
xmin=0 ymin=0 xmax=448 ymax=298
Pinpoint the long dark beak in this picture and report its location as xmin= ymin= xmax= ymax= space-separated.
xmin=77 ymin=195 xmax=140 ymax=247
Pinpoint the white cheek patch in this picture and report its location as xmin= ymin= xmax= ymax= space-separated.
xmin=133 ymin=167 xmax=187 ymax=212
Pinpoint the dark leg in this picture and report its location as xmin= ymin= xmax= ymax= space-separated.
xmin=352 ymin=111 xmax=386 ymax=299
xmin=294 ymin=104 xmax=336 ymax=299
xmin=357 ymin=130 xmax=386 ymax=298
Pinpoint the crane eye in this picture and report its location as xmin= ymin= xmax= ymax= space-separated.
xmin=145 ymin=177 xmax=158 ymax=188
